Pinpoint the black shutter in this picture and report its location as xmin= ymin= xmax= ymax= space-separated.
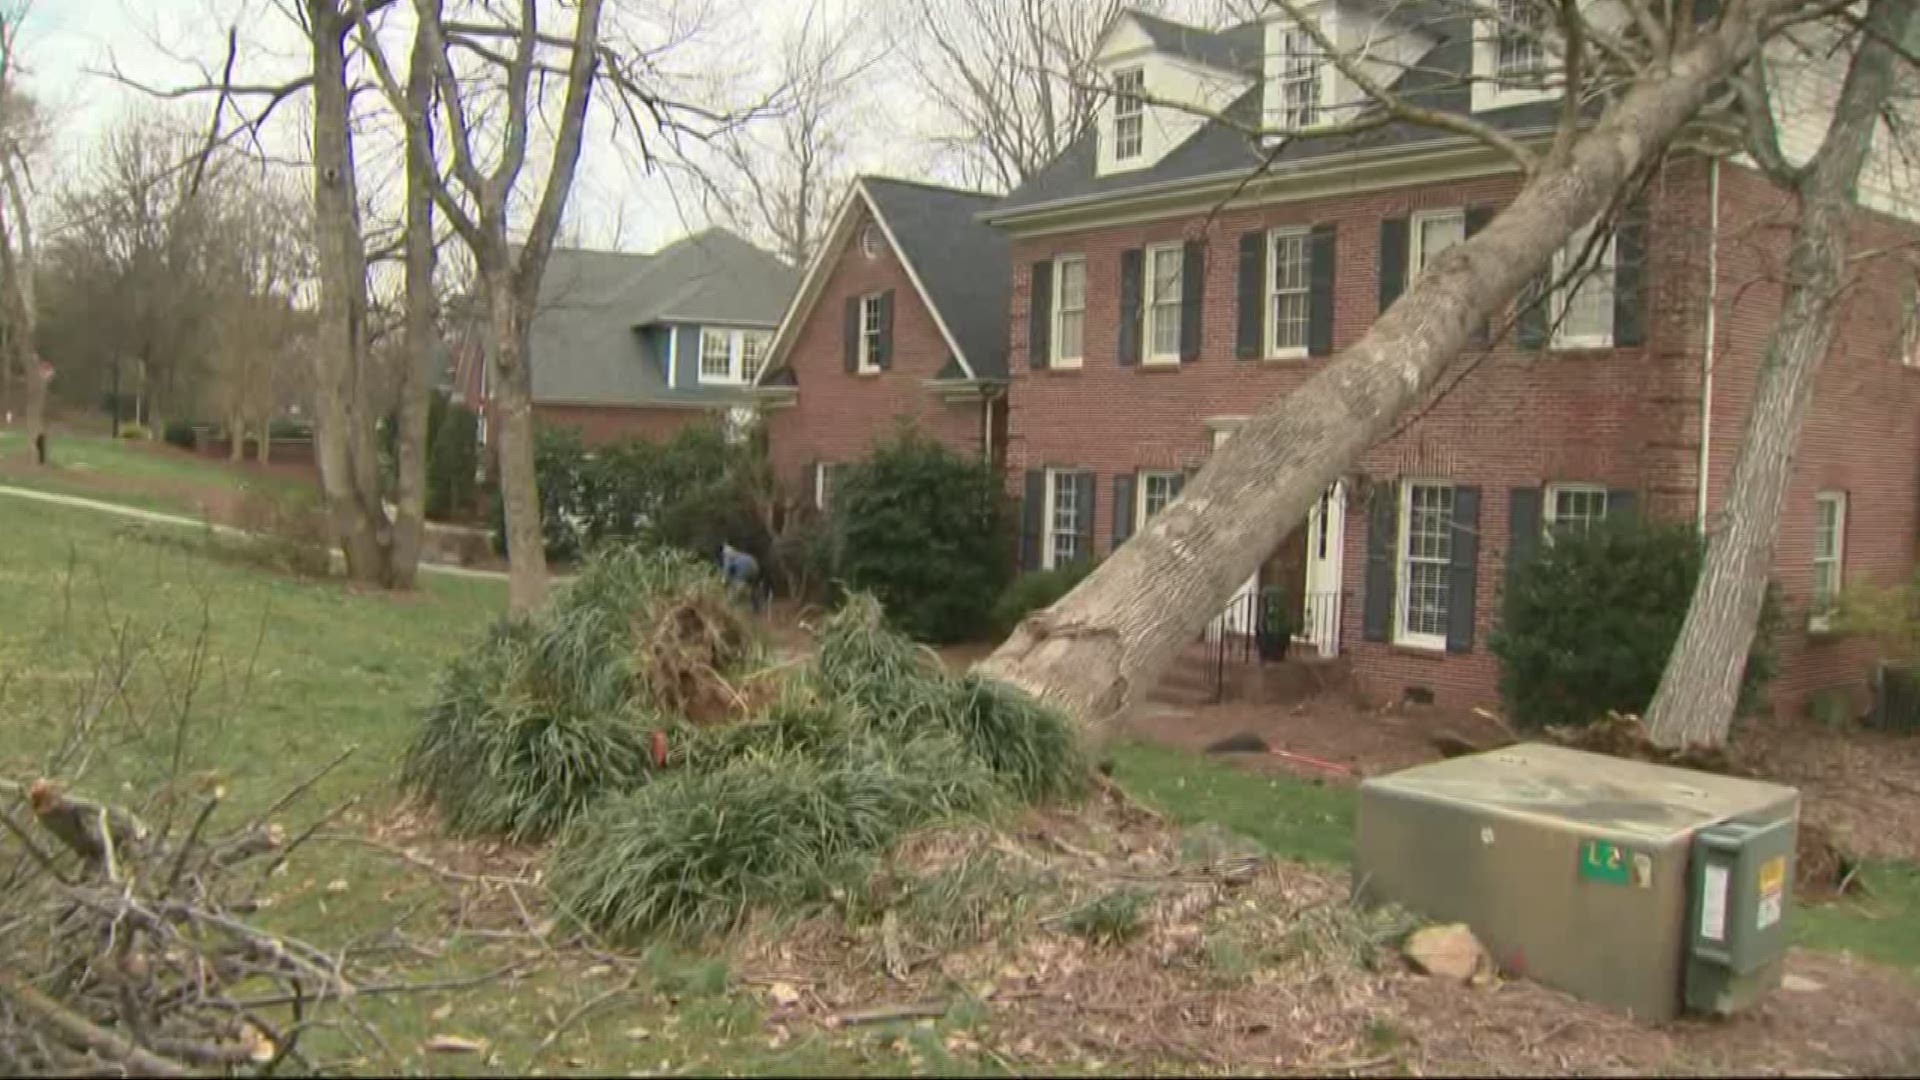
xmin=876 ymin=289 xmax=895 ymax=369
xmin=1506 ymin=486 xmax=1542 ymax=600
xmin=1170 ymin=471 xmax=1188 ymax=498
xmin=1235 ymin=231 xmax=1263 ymax=359
xmin=1029 ymin=260 xmax=1052 ymax=370
xmin=1362 ymin=481 xmax=1399 ymax=643
xmin=1606 ymin=488 xmax=1639 ymax=521
xmin=843 ymin=296 xmax=860 ymax=372
xmin=1118 ymin=248 xmax=1143 ymax=366
xmin=1020 ymin=470 xmax=1045 ymax=571
xmin=1179 ymin=240 xmax=1205 ymax=363
xmin=1614 ymin=198 xmax=1648 ymax=348
xmin=1446 ymin=485 xmax=1481 ymax=654
xmin=1517 ymin=273 xmax=1549 ymax=349
xmin=1378 ymin=216 xmax=1409 ymax=314
xmin=1464 ymin=207 xmax=1493 ymax=347
xmin=804 ymin=462 xmax=822 ymax=510
xmin=1112 ymin=474 xmax=1135 ymax=550
xmin=1076 ymin=471 xmax=1097 ymax=560
xmin=1308 ymin=223 xmax=1337 ymax=357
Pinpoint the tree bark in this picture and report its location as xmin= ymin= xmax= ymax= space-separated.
xmin=488 ymin=281 xmax=547 ymax=612
xmin=1644 ymin=0 xmax=1915 ymax=749
xmin=387 ymin=5 xmax=442 ymax=590
xmin=978 ymin=9 xmax=1774 ymax=737
xmin=307 ymin=1 xmax=394 ymax=584
xmin=229 ymin=416 xmax=245 ymax=461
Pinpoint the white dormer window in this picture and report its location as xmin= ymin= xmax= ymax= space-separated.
xmin=1278 ymin=27 xmax=1321 ymax=129
xmin=1495 ymin=0 xmax=1546 ymax=81
xmin=698 ymin=328 xmax=772 ymax=385
xmin=1113 ymin=67 xmax=1145 ymax=160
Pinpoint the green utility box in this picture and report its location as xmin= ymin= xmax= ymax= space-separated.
xmin=1354 ymin=743 xmax=1798 ymax=1020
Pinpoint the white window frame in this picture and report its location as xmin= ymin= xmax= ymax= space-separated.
xmin=1811 ymin=491 xmax=1847 ymax=632
xmin=1112 ymin=67 xmax=1145 ymax=161
xmin=1136 ymin=470 xmax=1182 ymax=530
xmin=1395 ymin=480 xmax=1455 ymax=652
xmin=1052 ymin=255 xmax=1086 ymax=368
xmin=1551 ymin=222 xmax=1617 ymax=350
xmin=1901 ymin=295 xmax=1920 ymax=369
xmin=1410 ymin=208 xmax=1465 ymax=277
xmin=814 ymin=463 xmax=845 ymax=512
xmin=1143 ymin=242 xmax=1184 ymax=367
xmin=861 ymin=223 xmax=883 ymax=259
xmin=1266 ymin=226 xmax=1312 ymax=359
xmin=1494 ymin=0 xmax=1546 ymax=82
xmin=857 ymin=293 xmax=885 ymax=374
xmin=739 ymin=330 xmax=769 ymax=383
xmin=697 ymin=328 xmax=772 ymax=386
xmin=1277 ymin=26 xmax=1322 ymax=129
xmin=1543 ymin=482 xmax=1608 ymax=539
xmin=1043 ymin=469 xmax=1084 ymax=571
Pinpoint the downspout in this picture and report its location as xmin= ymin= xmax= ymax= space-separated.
xmin=1696 ymin=157 xmax=1721 ymax=533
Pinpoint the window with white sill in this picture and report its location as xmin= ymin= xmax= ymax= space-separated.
xmin=1811 ymin=492 xmax=1847 ymax=631
xmin=858 ymin=294 xmax=885 ymax=373
xmin=1397 ymin=481 xmax=1454 ymax=650
xmin=1045 ymin=469 xmax=1084 ymax=570
xmin=1113 ymin=67 xmax=1145 ymax=161
xmin=1411 ymin=209 xmax=1465 ymax=275
xmin=1138 ymin=470 xmax=1181 ymax=528
xmin=1277 ymin=27 xmax=1322 ymax=129
xmin=1544 ymin=483 xmax=1607 ymax=538
xmin=1551 ymin=221 xmax=1616 ymax=349
xmin=1145 ymin=244 xmax=1184 ymax=364
xmin=1495 ymin=0 xmax=1546 ymax=82
xmin=1268 ymin=227 xmax=1311 ymax=357
xmin=1054 ymin=255 xmax=1086 ymax=367
xmin=698 ymin=328 xmax=773 ymax=385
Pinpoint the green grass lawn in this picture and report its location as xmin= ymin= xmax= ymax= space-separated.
xmin=0 ymin=430 xmax=302 ymax=515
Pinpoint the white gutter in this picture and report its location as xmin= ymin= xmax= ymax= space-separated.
xmin=1697 ymin=158 xmax=1721 ymax=533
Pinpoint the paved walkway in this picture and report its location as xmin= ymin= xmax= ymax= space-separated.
xmin=0 ymin=484 xmax=511 ymax=582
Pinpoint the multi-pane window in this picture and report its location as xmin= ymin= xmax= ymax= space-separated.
xmin=1398 ymin=482 xmax=1455 ymax=649
xmin=1054 ymin=256 xmax=1086 ymax=367
xmin=1268 ymin=227 xmax=1311 ymax=356
xmin=1113 ymin=67 xmax=1145 ymax=160
xmin=1812 ymin=492 xmax=1847 ymax=630
xmin=1278 ymin=28 xmax=1321 ymax=129
xmin=1412 ymin=209 xmax=1465 ymax=275
xmin=1138 ymin=471 xmax=1181 ymax=528
xmin=1545 ymin=483 xmax=1607 ymax=538
xmin=1552 ymin=221 xmax=1617 ymax=348
xmin=740 ymin=331 xmax=769 ymax=383
xmin=700 ymin=329 xmax=732 ymax=382
xmin=1495 ymin=0 xmax=1545 ymax=80
xmin=1145 ymin=244 xmax=1183 ymax=363
xmin=858 ymin=293 xmax=884 ymax=372
xmin=1046 ymin=469 xmax=1082 ymax=569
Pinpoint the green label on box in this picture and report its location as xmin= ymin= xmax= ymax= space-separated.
xmin=1580 ymin=839 xmax=1632 ymax=885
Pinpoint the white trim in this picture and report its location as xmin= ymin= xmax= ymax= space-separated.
xmin=1042 ymin=468 xmax=1084 ymax=571
xmin=696 ymin=326 xmax=773 ymax=386
xmin=1471 ymin=0 xmax=1557 ymax=114
xmin=1550 ymin=222 xmax=1617 ymax=350
xmin=857 ymin=293 xmax=884 ymax=374
xmin=1543 ymin=482 xmax=1607 ymax=538
xmin=1394 ymin=479 xmax=1454 ymax=652
xmin=1052 ymin=254 xmax=1086 ymax=368
xmin=1143 ymin=241 xmax=1184 ymax=366
xmin=1265 ymin=225 xmax=1312 ymax=360
xmin=666 ymin=326 xmax=678 ymax=389
xmin=757 ymin=179 xmax=982 ymax=385
xmin=1112 ymin=65 xmax=1145 ymax=162
xmin=1409 ymin=207 xmax=1466 ymax=277
xmin=1136 ymin=469 xmax=1182 ymax=530
xmin=1811 ymin=491 xmax=1847 ymax=632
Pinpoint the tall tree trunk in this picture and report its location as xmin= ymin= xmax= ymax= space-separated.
xmin=488 ymin=279 xmax=547 ymax=613
xmin=0 ymin=157 xmax=42 ymax=463
xmin=1645 ymin=0 xmax=1915 ymax=749
xmin=387 ymin=8 xmax=441 ymax=589
xmin=229 ymin=416 xmax=245 ymax=461
xmin=258 ymin=421 xmax=271 ymax=465
xmin=308 ymin=1 xmax=393 ymax=584
xmin=978 ymin=12 xmax=1772 ymax=737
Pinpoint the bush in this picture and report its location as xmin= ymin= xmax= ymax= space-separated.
xmin=1491 ymin=517 xmax=1780 ymax=730
xmin=427 ymin=396 xmax=481 ymax=520
xmin=828 ymin=430 xmax=1012 ymax=643
xmin=227 ymin=487 xmax=335 ymax=578
xmin=117 ymin=422 xmax=150 ymax=441
xmin=161 ymin=420 xmax=198 ymax=450
xmin=990 ymin=561 xmax=1097 ymax=638
xmin=491 ymin=426 xmax=592 ymax=561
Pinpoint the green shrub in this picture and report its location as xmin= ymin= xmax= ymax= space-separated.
xmin=268 ymin=417 xmax=312 ymax=440
xmin=990 ymin=561 xmax=1097 ymax=638
xmin=426 ymin=396 xmax=481 ymax=520
xmin=1491 ymin=518 xmax=1781 ymax=730
xmin=828 ymin=430 xmax=1012 ymax=643
xmin=491 ymin=426 xmax=591 ymax=560
xmin=161 ymin=420 xmax=198 ymax=451
xmin=549 ymin=733 xmax=998 ymax=940
xmin=1059 ymin=888 xmax=1151 ymax=947
xmin=118 ymin=422 xmax=150 ymax=441
xmin=229 ymin=487 xmax=334 ymax=578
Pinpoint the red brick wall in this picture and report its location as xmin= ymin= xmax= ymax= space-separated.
xmin=1705 ymin=163 xmax=1920 ymax=718
xmin=532 ymin=403 xmax=721 ymax=447
xmin=1005 ymin=161 xmax=1718 ymax=713
xmin=764 ymin=202 xmax=986 ymax=493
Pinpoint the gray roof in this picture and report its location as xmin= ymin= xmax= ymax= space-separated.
xmin=992 ymin=12 xmax=1560 ymax=219
xmin=1124 ymin=10 xmax=1264 ymax=75
xmin=527 ymin=229 xmax=798 ymax=407
xmin=862 ymin=177 xmax=1012 ymax=380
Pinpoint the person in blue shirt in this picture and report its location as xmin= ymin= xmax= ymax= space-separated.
xmin=719 ymin=542 xmax=766 ymax=613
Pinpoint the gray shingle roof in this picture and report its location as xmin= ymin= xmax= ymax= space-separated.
xmin=862 ymin=177 xmax=1012 ymax=380
xmin=991 ymin=13 xmax=1560 ymax=220
xmin=526 ymin=229 xmax=797 ymax=407
xmin=1124 ymin=10 xmax=1265 ymax=75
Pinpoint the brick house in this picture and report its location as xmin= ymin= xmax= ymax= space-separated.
xmin=982 ymin=6 xmax=1920 ymax=718
xmin=450 ymin=229 xmax=797 ymax=447
xmin=755 ymin=177 xmax=1010 ymax=509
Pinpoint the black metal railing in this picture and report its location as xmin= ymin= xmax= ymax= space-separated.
xmin=1204 ymin=589 xmax=1341 ymax=702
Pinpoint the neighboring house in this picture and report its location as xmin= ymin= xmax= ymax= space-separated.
xmin=755 ymin=176 xmax=1010 ymax=512
xmin=450 ymin=229 xmax=799 ymax=446
xmin=983 ymin=5 xmax=1920 ymax=718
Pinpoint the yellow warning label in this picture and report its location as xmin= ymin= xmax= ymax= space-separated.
xmin=1758 ymin=856 xmax=1787 ymax=898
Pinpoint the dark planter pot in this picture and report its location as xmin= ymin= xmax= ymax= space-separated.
xmin=1257 ymin=631 xmax=1291 ymax=662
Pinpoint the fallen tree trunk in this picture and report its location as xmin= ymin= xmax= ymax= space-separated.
xmin=979 ymin=6 xmax=1777 ymax=737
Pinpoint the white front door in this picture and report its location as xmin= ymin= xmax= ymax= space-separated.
xmin=1298 ymin=481 xmax=1345 ymax=657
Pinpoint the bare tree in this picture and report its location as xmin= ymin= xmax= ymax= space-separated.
xmin=0 ymin=3 xmax=47 ymax=461
xmin=1645 ymin=0 xmax=1920 ymax=748
xmin=977 ymin=0 xmax=1819 ymax=737
xmin=200 ymin=169 xmax=311 ymax=462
